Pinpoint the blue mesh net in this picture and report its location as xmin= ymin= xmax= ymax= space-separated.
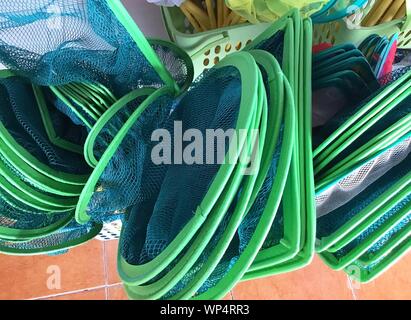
xmin=0 ymin=0 xmax=165 ymax=96
xmin=160 ymin=197 xmax=240 ymax=299
xmin=42 ymin=88 xmax=89 ymax=145
xmin=42 ymin=40 xmax=191 ymax=129
xmin=0 ymin=219 xmax=100 ymax=254
xmin=91 ymin=95 xmax=149 ymax=165
xmin=119 ymin=65 xmax=242 ymax=266
xmin=86 ymin=92 xmax=176 ymax=223
xmin=160 ymin=63 xmax=284 ymax=298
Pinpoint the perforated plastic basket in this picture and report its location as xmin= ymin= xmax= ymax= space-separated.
xmin=161 ymin=6 xmax=270 ymax=77
xmin=313 ymin=1 xmax=411 ymax=48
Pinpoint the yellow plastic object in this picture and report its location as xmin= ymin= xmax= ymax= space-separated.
xmin=225 ymin=0 xmax=328 ymax=23
xmin=362 ymin=0 xmax=405 ymax=27
xmin=313 ymin=0 xmax=411 ymax=48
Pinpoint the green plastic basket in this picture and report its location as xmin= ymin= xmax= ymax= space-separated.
xmin=313 ymin=0 xmax=411 ymax=48
xmin=161 ymin=6 xmax=270 ymax=78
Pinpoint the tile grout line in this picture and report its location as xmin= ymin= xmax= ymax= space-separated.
xmin=31 ymin=241 xmax=116 ymax=301
xmin=103 ymin=241 xmax=109 ymax=300
xmin=29 ymin=282 xmax=124 ymax=300
xmin=29 ymin=284 xmax=108 ymax=300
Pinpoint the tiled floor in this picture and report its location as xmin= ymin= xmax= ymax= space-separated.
xmin=0 ymin=239 xmax=409 ymax=300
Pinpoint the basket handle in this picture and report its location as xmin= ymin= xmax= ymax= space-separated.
xmin=190 ymin=33 xmax=230 ymax=60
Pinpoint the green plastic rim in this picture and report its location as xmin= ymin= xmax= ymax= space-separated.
xmin=122 ymin=65 xmax=265 ymax=299
xmin=327 ymin=185 xmax=411 ymax=253
xmin=107 ymin=0 xmax=180 ymax=93
xmin=0 ymin=137 xmax=84 ymax=197
xmin=77 ymin=52 xmax=259 ymax=227
xmin=316 ymin=170 xmax=411 ymax=253
xmin=192 ymin=76 xmax=296 ymax=301
xmin=314 ymin=86 xmax=411 ymax=176
xmin=313 ymin=69 xmax=411 ymax=160
xmin=122 ymin=51 xmax=293 ymax=299
xmin=148 ymin=38 xmax=194 ymax=93
xmin=75 ymin=86 xmax=174 ymax=224
xmin=245 ymin=50 xmax=284 ymax=209
xmin=49 ymin=85 xmax=94 ymax=129
xmin=345 ymin=237 xmax=411 ymax=283
xmin=317 ymin=130 xmax=411 ymax=192
xmin=317 ymin=115 xmax=411 ymax=188
xmin=0 ymin=211 xmax=74 ymax=241
xmin=57 ymin=85 xmax=101 ymax=122
xmin=356 ymin=224 xmax=411 ymax=266
xmin=84 ymin=87 xmax=156 ymax=168
xmin=0 ymin=171 xmax=75 ymax=212
xmin=256 ymin=18 xmax=315 ymax=277
xmin=84 ymin=38 xmax=194 ymax=168
xmin=0 ymin=222 xmax=102 ymax=255
xmin=244 ymin=12 xmax=302 ymax=275
xmin=0 ymin=70 xmax=89 ymax=187
xmin=32 ymin=85 xmax=84 ymax=155
xmin=319 ymin=186 xmax=411 ymax=270
xmin=115 ymin=52 xmax=259 ymax=288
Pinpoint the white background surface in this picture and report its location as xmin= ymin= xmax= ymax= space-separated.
xmin=123 ymin=0 xmax=170 ymax=39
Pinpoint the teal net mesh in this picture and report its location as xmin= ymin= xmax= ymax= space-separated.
xmin=86 ymin=92 xmax=176 ymax=223
xmin=0 ymin=219 xmax=99 ymax=254
xmin=91 ymin=95 xmax=149 ymax=165
xmin=119 ymin=65 xmax=241 ymax=266
xmin=0 ymin=0 xmax=165 ymax=96
xmin=253 ymin=31 xmax=285 ymax=66
xmin=0 ymin=189 xmax=72 ymax=231
xmin=0 ymin=152 xmax=78 ymax=208
xmin=0 ymin=75 xmax=89 ymax=175
xmin=42 ymin=88 xmax=89 ymax=145
xmin=249 ymin=31 xmax=288 ymax=251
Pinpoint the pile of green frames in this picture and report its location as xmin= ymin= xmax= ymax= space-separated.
xmin=313 ymin=67 xmax=411 ymax=283
xmin=114 ymin=9 xmax=316 ymax=300
xmin=0 ymin=1 xmax=193 ymax=256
